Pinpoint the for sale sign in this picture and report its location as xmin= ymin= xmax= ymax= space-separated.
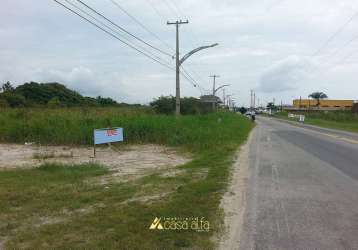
xmin=94 ymin=127 xmax=124 ymax=145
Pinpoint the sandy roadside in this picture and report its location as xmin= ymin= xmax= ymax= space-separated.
xmin=216 ymin=129 xmax=255 ymax=250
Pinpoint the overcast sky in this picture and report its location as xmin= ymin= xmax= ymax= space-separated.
xmin=1 ymin=0 xmax=358 ymax=106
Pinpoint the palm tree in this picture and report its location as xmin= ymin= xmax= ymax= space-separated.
xmin=308 ymin=92 xmax=328 ymax=107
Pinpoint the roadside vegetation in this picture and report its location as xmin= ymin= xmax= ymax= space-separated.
xmin=0 ymin=81 xmax=141 ymax=108
xmin=274 ymin=110 xmax=358 ymax=133
xmin=0 ymin=107 xmax=253 ymax=249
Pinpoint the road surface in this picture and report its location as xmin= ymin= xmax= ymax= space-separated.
xmin=240 ymin=116 xmax=358 ymax=250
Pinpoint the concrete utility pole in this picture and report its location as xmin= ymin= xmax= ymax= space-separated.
xmin=250 ymin=90 xmax=254 ymax=111
xmin=167 ymin=20 xmax=218 ymax=116
xmin=167 ymin=20 xmax=188 ymax=116
xmin=253 ymin=92 xmax=256 ymax=109
xmin=222 ymin=88 xmax=226 ymax=107
xmin=226 ymin=94 xmax=232 ymax=109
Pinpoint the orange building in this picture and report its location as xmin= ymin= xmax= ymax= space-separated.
xmin=293 ymin=99 xmax=354 ymax=110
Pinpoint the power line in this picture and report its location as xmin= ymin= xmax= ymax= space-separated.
xmin=109 ymin=0 xmax=208 ymax=95
xmin=180 ymin=66 xmax=198 ymax=87
xmin=160 ymin=0 xmax=209 ymax=92
xmin=181 ymin=65 xmax=210 ymax=93
xmin=53 ymin=0 xmax=175 ymax=70
xmin=162 ymin=0 xmax=201 ymax=48
xmin=312 ymin=9 xmax=358 ymax=57
xmin=162 ymin=0 xmax=180 ymax=19
xmin=322 ymin=32 xmax=358 ymax=61
xmin=144 ymin=0 xmax=168 ymax=22
xmin=75 ymin=0 xmax=173 ymax=57
xmin=64 ymin=0 xmax=168 ymax=63
xmin=180 ymin=68 xmax=203 ymax=94
xmin=166 ymin=0 xmax=201 ymax=46
xmin=109 ymin=0 xmax=175 ymax=53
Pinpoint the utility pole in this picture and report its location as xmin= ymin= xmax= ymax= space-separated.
xmin=222 ymin=88 xmax=226 ymax=107
xmin=250 ymin=90 xmax=254 ymax=111
xmin=253 ymin=92 xmax=256 ymax=110
xmin=226 ymin=94 xmax=232 ymax=110
xmin=210 ymin=75 xmax=220 ymax=110
xmin=167 ymin=21 xmax=218 ymax=116
xmin=167 ymin=20 xmax=189 ymax=116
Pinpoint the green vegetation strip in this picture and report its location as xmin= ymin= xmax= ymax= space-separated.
xmin=0 ymin=108 xmax=253 ymax=249
xmin=274 ymin=111 xmax=358 ymax=133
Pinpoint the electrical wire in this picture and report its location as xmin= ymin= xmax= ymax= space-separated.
xmin=109 ymin=0 xmax=175 ymax=53
xmin=322 ymin=33 xmax=358 ymax=62
xmin=312 ymin=9 xmax=358 ymax=56
xmin=75 ymin=0 xmax=173 ymax=57
xmin=53 ymin=0 xmax=175 ymax=70
xmin=64 ymin=0 xmax=169 ymax=64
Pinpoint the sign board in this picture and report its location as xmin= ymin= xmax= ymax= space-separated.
xmin=94 ymin=127 xmax=123 ymax=145
xmin=299 ymin=115 xmax=305 ymax=123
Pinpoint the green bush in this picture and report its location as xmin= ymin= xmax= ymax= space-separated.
xmin=47 ymin=97 xmax=62 ymax=108
xmin=150 ymin=96 xmax=212 ymax=115
xmin=0 ymin=92 xmax=26 ymax=107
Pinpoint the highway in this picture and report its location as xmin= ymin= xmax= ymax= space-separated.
xmin=240 ymin=116 xmax=358 ymax=249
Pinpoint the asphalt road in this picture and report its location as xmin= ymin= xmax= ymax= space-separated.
xmin=240 ymin=116 xmax=358 ymax=250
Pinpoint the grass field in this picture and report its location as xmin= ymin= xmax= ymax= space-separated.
xmin=0 ymin=108 xmax=253 ymax=249
xmin=274 ymin=111 xmax=358 ymax=133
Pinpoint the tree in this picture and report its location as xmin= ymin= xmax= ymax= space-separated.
xmin=1 ymin=81 xmax=14 ymax=93
xmin=309 ymin=92 xmax=328 ymax=107
xmin=267 ymin=102 xmax=276 ymax=110
xmin=150 ymin=96 xmax=176 ymax=115
xmin=0 ymin=92 xmax=26 ymax=107
xmin=238 ymin=107 xmax=247 ymax=114
xmin=150 ymin=96 xmax=211 ymax=115
xmin=96 ymin=96 xmax=118 ymax=106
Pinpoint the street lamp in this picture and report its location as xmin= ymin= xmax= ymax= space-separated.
xmin=213 ymin=84 xmax=230 ymax=109
xmin=166 ymin=20 xmax=218 ymax=116
xmin=173 ymin=43 xmax=218 ymax=115
xmin=214 ymin=84 xmax=230 ymax=95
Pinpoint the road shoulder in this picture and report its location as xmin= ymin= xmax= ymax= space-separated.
xmin=216 ymin=129 xmax=255 ymax=250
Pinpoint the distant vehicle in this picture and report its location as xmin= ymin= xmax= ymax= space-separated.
xmin=245 ymin=111 xmax=255 ymax=117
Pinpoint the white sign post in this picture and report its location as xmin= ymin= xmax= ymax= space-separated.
xmin=93 ymin=127 xmax=124 ymax=158
xmin=299 ymin=115 xmax=305 ymax=123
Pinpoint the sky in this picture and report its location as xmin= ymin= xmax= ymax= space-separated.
xmin=1 ymin=0 xmax=358 ymax=106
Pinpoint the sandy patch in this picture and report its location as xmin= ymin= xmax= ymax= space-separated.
xmin=216 ymin=131 xmax=254 ymax=250
xmin=123 ymin=192 xmax=173 ymax=204
xmin=0 ymin=144 xmax=191 ymax=181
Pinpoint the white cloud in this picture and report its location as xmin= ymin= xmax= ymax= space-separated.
xmin=257 ymin=55 xmax=315 ymax=93
xmin=1 ymin=0 xmax=358 ymax=106
xmin=37 ymin=67 xmax=101 ymax=96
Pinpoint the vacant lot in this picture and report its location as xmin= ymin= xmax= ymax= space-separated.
xmin=0 ymin=108 xmax=253 ymax=249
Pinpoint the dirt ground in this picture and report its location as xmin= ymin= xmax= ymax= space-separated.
xmin=0 ymin=143 xmax=191 ymax=181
